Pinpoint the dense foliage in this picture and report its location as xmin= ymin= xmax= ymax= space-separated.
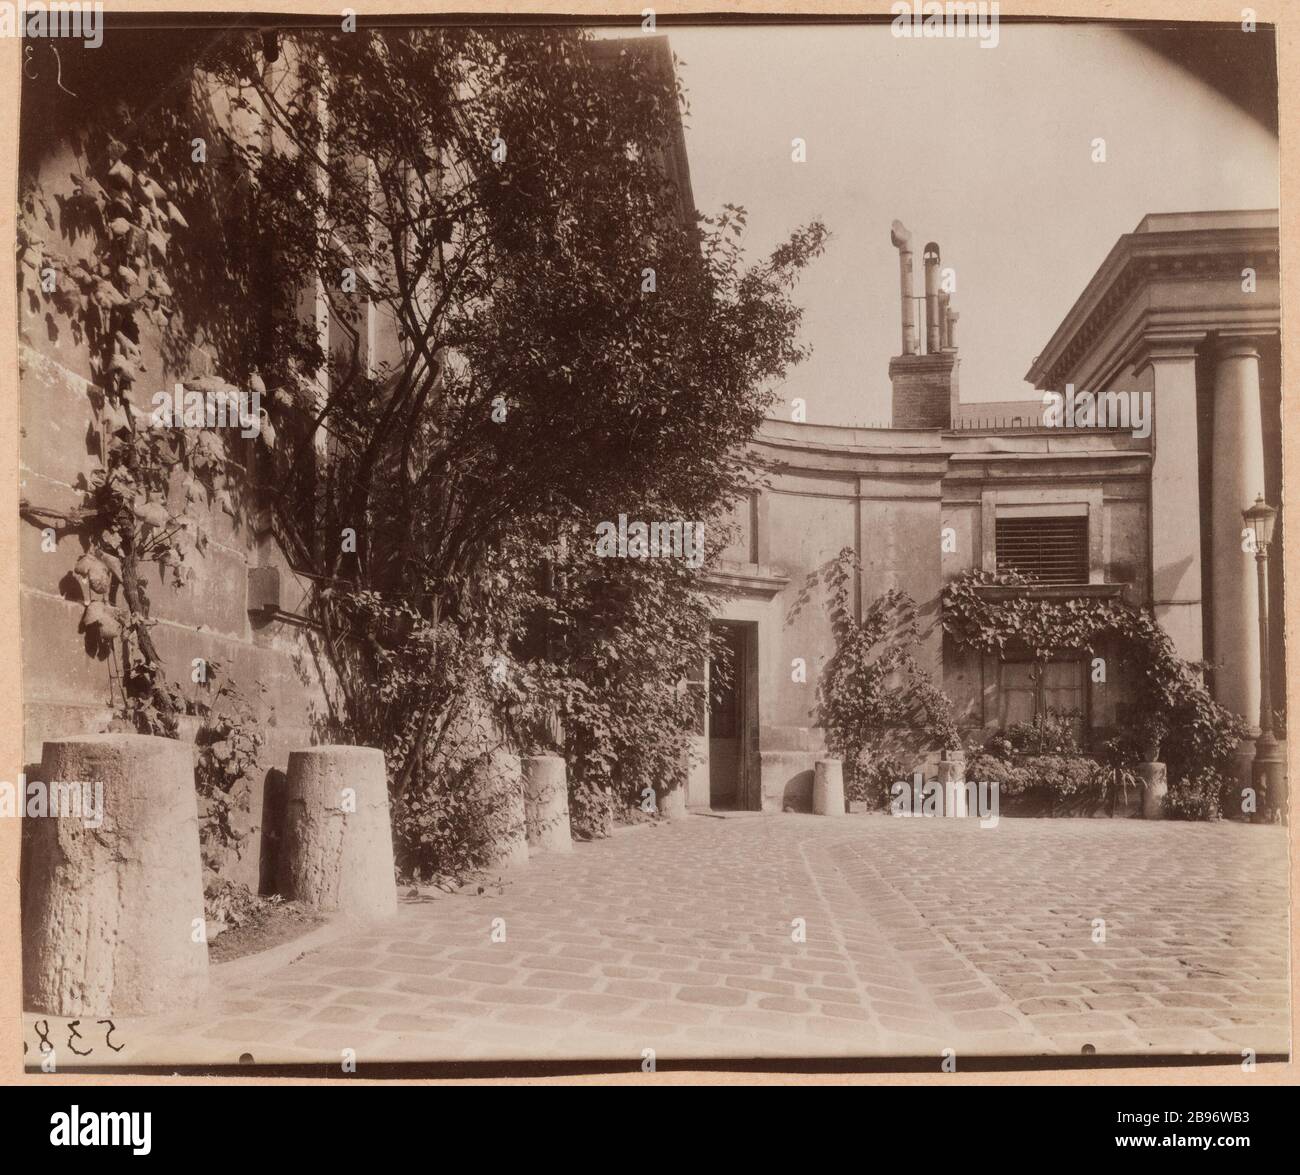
xmin=18 ymin=36 xmax=278 ymax=916
xmin=192 ymin=663 xmax=269 ymax=868
xmin=967 ymin=716 xmax=1117 ymax=816
xmin=793 ymin=548 xmax=960 ymax=799
xmin=20 ymin=28 xmax=826 ymax=877
xmin=942 ymin=569 xmax=1251 ymax=815
xmin=209 ymin=28 xmax=827 ymax=870
xmin=941 ymin=568 xmax=1249 ymax=773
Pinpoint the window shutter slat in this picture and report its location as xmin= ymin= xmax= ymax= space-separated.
xmin=995 ymin=516 xmax=1088 ymax=584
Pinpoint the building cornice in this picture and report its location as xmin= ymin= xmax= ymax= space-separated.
xmin=704 ymin=564 xmax=790 ymax=600
xmin=1025 ymin=213 xmax=1280 ymax=391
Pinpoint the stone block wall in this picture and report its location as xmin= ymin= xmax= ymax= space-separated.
xmin=18 ymin=44 xmax=336 ymax=892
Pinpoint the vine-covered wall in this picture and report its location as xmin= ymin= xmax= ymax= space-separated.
xmin=18 ymin=32 xmax=333 ymax=890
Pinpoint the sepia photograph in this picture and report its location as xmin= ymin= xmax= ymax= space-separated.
xmin=3 ymin=0 xmax=1295 ymax=1124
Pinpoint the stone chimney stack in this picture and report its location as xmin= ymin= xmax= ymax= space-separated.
xmin=888 ymin=223 xmax=960 ymax=428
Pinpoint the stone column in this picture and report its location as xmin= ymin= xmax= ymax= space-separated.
xmin=278 ymin=746 xmax=398 ymax=918
xmin=937 ymin=755 xmax=968 ymax=818
xmin=1138 ymin=760 xmax=1168 ymax=820
xmin=473 ymin=748 xmax=530 ymax=871
xmin=813 ymin=759 xmax=845 ymax=816
xmin=22 ymin=735 xmax=208 ymax=1017
xmin=1210 ymin=337 xmax=1267 ymax=731
xmin=522 ymin=754 xmax=572 ymax=852
xmin=1134 ymin=336 xmax=1206 ymax=662
xmin=659 ymin=775 xmax=689 ymax=821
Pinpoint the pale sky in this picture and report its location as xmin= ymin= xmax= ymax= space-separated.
xmin=647 ymin=23 xmax=1279 ymax=426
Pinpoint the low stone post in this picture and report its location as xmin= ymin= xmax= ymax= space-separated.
xmin=1138 ymin=760 xmax=1167 ymax=820
xmin=22 ymin=734 xmax=208 ymax=1017
xmin=813 ymin=758 xmax=845 ymax=816
xmin=278 ymin=745 xmax=397 ymax=918
xmin=658 ymin=774 xmax=690 ymax=821
xmin=938 ymin=753 xmax=968 ymax=818
xmin=474 ymin=748 xmax=530 ymax=871
xmin=522 ymin=754 xmax=572 ymax=852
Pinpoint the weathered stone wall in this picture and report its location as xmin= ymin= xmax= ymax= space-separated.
xmin=18 ymin=37 xmax=336 ymax=891
xmin=711 ymin=421 xmax=1153 ymax=801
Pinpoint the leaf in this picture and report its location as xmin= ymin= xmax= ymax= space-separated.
xmin=139 ymin=174 xmax=168 ymax=204
xmin=136 ymin=500 xmax=171 ymax=527
xmin=107 ymin=159 xmax=135 ymax=189
xmin=83 ymin=601 xmax=121 ymax=638
xmin=102 ymin=399 xmax=130 ymax=433
xmin=109 ymin=354 xmax=138 ymax=382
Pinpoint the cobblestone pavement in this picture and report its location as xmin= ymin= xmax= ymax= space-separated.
xmin=25 ymin=814 xmax=1290 ymax=1067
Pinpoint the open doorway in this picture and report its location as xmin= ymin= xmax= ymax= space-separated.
xmin=708 ymin=621 xmax=759 ymax=809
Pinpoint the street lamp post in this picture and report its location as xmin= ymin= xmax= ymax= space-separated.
xmin=1243 ymin=496 xmax=1286 ymax=822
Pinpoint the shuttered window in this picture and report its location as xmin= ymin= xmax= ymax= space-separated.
xmin=995 ymin=515 xmax=1088 ymax=584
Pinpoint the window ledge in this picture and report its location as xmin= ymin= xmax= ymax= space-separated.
xmin=704 ymin=562 xmax=790 ymax=599
xmin=973 ymin=582 xmax=1128 ymax=602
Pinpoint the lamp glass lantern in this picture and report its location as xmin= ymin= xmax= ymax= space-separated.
xmin=1244 ymin=495 xmax=1276 ymax=554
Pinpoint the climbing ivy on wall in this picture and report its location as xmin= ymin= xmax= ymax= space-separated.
xmin=19 ymin=27 xmax=829 ymax=881
xmin=940 ymin=568 xmax=1249 ymax=783
xmin=791 ymin=547 xmax=961 ymax=794
xmin=18 ymin=83 xmax=276 ymax=735
xmin=17 ymin=61 xmax=272 ymax=868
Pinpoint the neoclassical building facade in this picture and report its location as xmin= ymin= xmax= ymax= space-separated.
xmin=695 ymin=210 xmax=1282 ymax=813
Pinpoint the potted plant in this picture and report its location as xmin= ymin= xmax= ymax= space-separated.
xmin=1138 ymin=715 xmax=1168 ymax=764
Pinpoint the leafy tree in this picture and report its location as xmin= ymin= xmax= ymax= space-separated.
xmin=791 ymin=548 xmax=960 ymax=801
xmin=20 ymin=25 xmax=825 ymax=873
xmin=211 ymin=27 xmax=824 ymax=864
xmin=203 ymin=25 xmax=824 ymax=711
xmin=507 ymin=516 xmax=727 ymax=836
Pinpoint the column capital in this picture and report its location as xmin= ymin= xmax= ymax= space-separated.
xmin=1130 ymin=331 xmax=1207 ymax=375
xmin=1213 ymin=331 xmax=1276 ymax=363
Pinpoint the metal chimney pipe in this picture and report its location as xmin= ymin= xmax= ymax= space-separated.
xmin=946 ymin=309 xmax=959 ymax=351
xmin=938 ymin=290 xmax=951 ymax=350
xmin=890 ymin=220 xmax=918 ymax=356
xmin=923 ymin=242 xmax=941 ymax=354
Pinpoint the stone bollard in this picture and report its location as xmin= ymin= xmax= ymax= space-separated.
xmin=22 ymin=734 xmax=208 ymax=1017
xmin=522 ymin=754 xmax=572 ymax=853
xmin=658 ymin=775 xmax=689 ymax=821
xmin=278 ymin=745 xmax=397 ymax=919
xmin=1138 ymin=761 xmax=1167 ymax=819
xmin=813 ymin=759 xmax=845 ymax=816
xmin=937 ymin=755 xmax=968 ymax=818
xmin=475 ymin=748 xmax=530 ymax=871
